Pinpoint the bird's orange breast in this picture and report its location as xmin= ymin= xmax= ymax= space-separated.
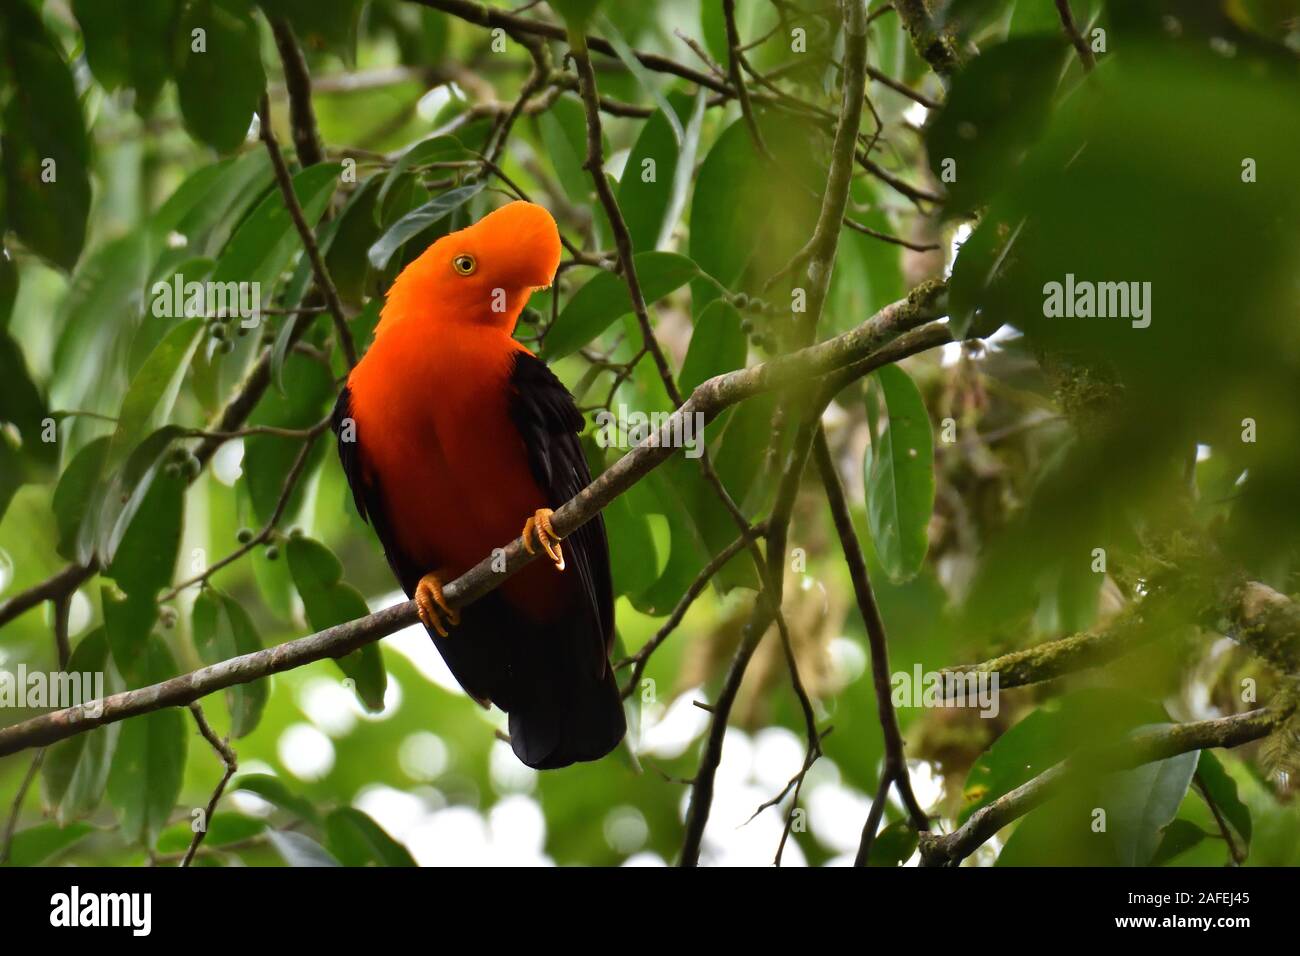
xmin=346 ymin=321 xmax=566 ymax=616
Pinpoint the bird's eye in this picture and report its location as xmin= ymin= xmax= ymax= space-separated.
xmin=452 ymin=254 xmax=477 ymax=276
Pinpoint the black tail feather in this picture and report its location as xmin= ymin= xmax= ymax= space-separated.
xmin=507 ymin=661 xmax=626 ymax=770
xmin=423 ymin=589 xmax=626 ymax=770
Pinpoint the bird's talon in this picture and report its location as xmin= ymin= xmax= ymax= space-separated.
xmin=415 ymin=572 xmax=459 ymax=638
xmin=522 ymin=508 xmax=565 ymax=571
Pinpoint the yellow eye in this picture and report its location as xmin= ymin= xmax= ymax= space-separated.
xmin=452 ymin=253 xmax=476 ymax=276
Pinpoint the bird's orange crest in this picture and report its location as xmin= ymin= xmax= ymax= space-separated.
xmin=376 ymin=200 xmax=561 ymax=338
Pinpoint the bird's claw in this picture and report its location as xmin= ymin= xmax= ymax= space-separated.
xmin=522 ymin=508 xmax=565 ymax=571
xmin=415 ymin=572 xmax=460 ymax=638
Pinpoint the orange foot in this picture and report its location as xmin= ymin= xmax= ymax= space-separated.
xmin=521 ymin=507 xmax=565 ymax=571
xmin=415 ymin=571 xmax=461 ymax=638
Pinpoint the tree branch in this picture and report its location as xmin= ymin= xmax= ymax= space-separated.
xmin=918 ymin=706 xmax=1292 ymax=866
xmin=722 ymin=0 xmax=769 ymax=158
xmin=812 ymin=427 xmax=930 ymax=863
xmin=0 ymin=562 xmax=94 ymax=632
xmin=894 ymin=0 xmax=963 ymax=83
xmin=408 ymin=0 xmax=732 ymax=94
xmin=942 ymin=578 xmax=1300 ymax=692
xmin=268 ymin=16 xmax=325 ymax=167
xmin=0 ymin=291 xmax=949 ymax=759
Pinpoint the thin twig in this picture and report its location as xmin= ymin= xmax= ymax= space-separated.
xmin=1194 ymin=770 xmax=1245 ymax=865
xmin=813 ymin=427 xmax=930 ymax=863
xmin=160 ymin=417 xmax=330 ymax=601
xmin=1054 ymin=0 xmax=1096 ymax=72
xmin=0 ymin=750 xmax=45 ymax=865
xmin=257 ymin=94 xmax=357 ymax=368
xmin=269 ymin=16 xmax=325 ymax=167
xmin=180 ymin=703 xmax=238 ymax=868
xmin=619 ymin=523 xmax=769 ymax=698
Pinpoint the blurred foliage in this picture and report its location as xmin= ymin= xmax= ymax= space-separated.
xmin=1 ymin=0 xmax=1298 ymax=867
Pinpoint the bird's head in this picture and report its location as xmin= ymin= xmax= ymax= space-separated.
xmin=379 ymin=200 xmax=561 ymax=336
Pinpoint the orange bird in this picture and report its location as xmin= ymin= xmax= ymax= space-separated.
xmin=333 ymin=201 xmax=624 ymax=768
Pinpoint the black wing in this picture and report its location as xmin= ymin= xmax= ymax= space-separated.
xmin=507 ymin=351 xmax=615 ymax=669
xmin=332 ymin=385 xmax=424 ymax=595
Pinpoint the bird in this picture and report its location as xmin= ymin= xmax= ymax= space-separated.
xmin=332 ymin=200 xmax=625 ymax=769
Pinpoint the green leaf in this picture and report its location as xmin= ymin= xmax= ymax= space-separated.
xmin=366 ymin=182 xmax=484 ymax=270
xmin=105 ymin=462 xmax=184 ymax=598
xmin=152 ymin=151 xmax=275 ymax=262
xmin=266 ymin=829 xmax=342 ymax=867
xmin=0 ymin=3 xmax=91 ymax=269
xmin=174 ymin=0 xmax=267 ymax=152
xmin=1008 ymin=0 xmax=1098 ymax=37
xmin=699 ymin=0 xmax=730 ymax=66
xmin=376 ymin=135 xmax=469 ymax=210
xmin=72 ymin=0 xmax=176 ymax=113
xmin=0 ymin=251 xmax=17 ymax=329
xmin=586 ymin=438 xmax=656 ymax=598
xmin=322 ymin=175 xmax=382 ymax=311
xmin=551 ymin=0 xmax=603 ymax=33
xmin=52 ymin=232 xmax=151 ymax=421
xmin=1195 ymin=750 xmax=1251 ymax=847
xmin=109 ymin=317 xmax=204 ymax=466
xmin=81 ymin=425 xmax=185 ymax=569
xmin=0 ymin=328 xmax=55 ymax=521
xmin=961 ymin=689 xmax=1166 ymax=823
xmin=536 ymin=95 xmax=591 ymax=205
xmin=597 ymin=14 xmax=681 ymax=143
xmin=192 ymin=589 xmax=268 ymax=737
xmin=924 ymin=36 xmax=1068 ymax=213
xmin=659 ymin=90 xmax=707 ymax=254
xmin=2 ymin=822 xmax=94 ymax=867
xmin=679 ymin=299 xmax=747 ymax=395
xmin=867 ymin=821 xmax=919 ymax=867
xmin=210 ymin=162 xmax=341 ymax=291
xmin=42 ymin=630 xmax=120 ymax=824
xmin=106 ymin=637 xmax=187 ymax=848
xmin=286 ymin=536 xmax=387 ymax=711
xmin=241 ymin=352 xmax=332 ymax=526
xmin=101 ymin=584 xmax=157 ymax=679
xmin=1107 ymin=740 xmax=1199 ymax=866
xmin=618 ymin=106 xmax=679 ymax=254
xmin=155 ymin=812 xmax=265 ymax=854
xmin=688 ymin=118 xmax=767 ymax=302
xmin=1150 ymin=818 xmax=1210 ymax=867
xmin=259 ymin=0 xmax=362 ymax=65
xmin=863 ymin=365 xmax=935 ymax=583
xmin=233 ymin=774 xmax=320 ymax=825
xmin=830 ymin=179 xmax=906 ymax=336
xmin=541 ymin=252 xmax=698 ymax=361
xmin=948 ymin=214 xmax=1023 ymax=339
xmin=325 ymin=807 xmax=416 ymax=867
xmin=53 ymin=437 xmax=111 ymax=562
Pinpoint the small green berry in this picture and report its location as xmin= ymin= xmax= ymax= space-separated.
xmin=236 ymin=528 xmax=254 ymax=544
xmin=264 ymin=544 xmax=279 ymax=561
